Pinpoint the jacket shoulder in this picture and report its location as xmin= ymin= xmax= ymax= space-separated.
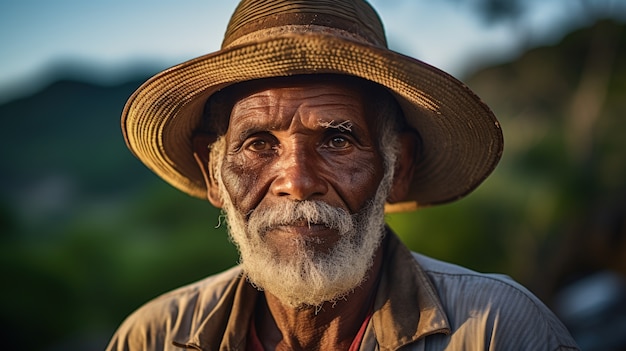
xmin=105 ymin=266 xmax=243 ymax=351
xmin=412 ymin=252 xmax=579 ymax=350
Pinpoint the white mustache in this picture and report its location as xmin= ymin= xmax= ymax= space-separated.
xmin=247 ymin=200 xmax=355 ymax=236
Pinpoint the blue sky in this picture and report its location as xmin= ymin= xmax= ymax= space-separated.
xmin=0 ymin=0 xmax=623 ymax=103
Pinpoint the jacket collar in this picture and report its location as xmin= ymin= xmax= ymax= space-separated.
xmin=371 ymin=230 xmax=450 ymax=350
xmin=176 ymin=230 xmax=450 ymax=350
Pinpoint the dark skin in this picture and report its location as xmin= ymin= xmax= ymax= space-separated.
xmin=193 ymin=80 xmax=416 ymax=350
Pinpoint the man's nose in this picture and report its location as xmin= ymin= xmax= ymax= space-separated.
xmin=271 ymin=148 xmax=328 ymax=201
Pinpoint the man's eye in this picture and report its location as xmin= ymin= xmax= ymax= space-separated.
xmin=247 ymin=139 xmax=271 ymax=151
xmin=327 ymin=136 xmax=350 ymax=149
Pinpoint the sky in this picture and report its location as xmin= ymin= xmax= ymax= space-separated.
xmin=0 ymin=0 xmax=624 ymax=104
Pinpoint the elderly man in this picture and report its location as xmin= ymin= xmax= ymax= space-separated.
xmin=107 ymin=0 xmax=579 ymax=350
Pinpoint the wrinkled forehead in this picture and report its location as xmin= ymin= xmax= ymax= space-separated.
xmin=201 ymin=74 xmax=398 ymax=136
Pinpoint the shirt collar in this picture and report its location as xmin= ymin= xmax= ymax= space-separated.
xmin=174 ymin=273 xmax=258 ymax=350
xmin=175 ymin=230 xmax=450 ymax=350
xmin=370 ymin=230 xmax=450 ymax=350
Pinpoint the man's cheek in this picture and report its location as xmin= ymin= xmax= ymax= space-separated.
xmin=221 ymin=161 xmax=264 ymax=212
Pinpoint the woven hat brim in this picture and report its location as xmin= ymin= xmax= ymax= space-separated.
xmin=122 ymin=32 xmax=503 ymax=210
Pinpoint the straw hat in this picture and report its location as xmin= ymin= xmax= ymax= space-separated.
xmin=122 ymin=0 xmax=503 ymax=211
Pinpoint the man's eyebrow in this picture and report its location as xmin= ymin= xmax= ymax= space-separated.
xmin=318 ymin=119 xmax=353 ymax=132
xmin=317 ymin=118 xmax=373 ymax=146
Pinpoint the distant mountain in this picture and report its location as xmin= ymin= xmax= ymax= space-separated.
xmin=0 ymin=71 xmax=229 ymax=351
xmin=0 ymin=75 xmax=160 ymax=200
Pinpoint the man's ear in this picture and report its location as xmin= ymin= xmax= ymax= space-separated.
xmin=192 ymin=132 xmax=223 ymax=208
xmin=387 ymin=131 xmax=418 ymax=204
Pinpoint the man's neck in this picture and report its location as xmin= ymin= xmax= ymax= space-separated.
xmin=254 ymin=245 xmax=384 ymax=351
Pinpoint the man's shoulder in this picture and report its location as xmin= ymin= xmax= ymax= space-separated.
xmin=409 ymin=252 xmax=579 ymax=350
xmin=134 ymin=265 xmax=243 ymax=318
xmin=158 ymin=265 xmax=243 ymax=304
xmin=411 ymin=251 xmax=543 ymax=311
xmin=106 ymin=266 xmax=243 ymax=351
xmin=412 ymin=252 xmax=516 ymax=287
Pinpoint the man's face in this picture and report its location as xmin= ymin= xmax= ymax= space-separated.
xmin=211 ymin=80 xmax=393 ymax=307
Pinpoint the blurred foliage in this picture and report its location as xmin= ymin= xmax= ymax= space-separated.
xmin=391 ymin=20 xmax=626 ymax=300
xmin=0 ymin=76 xmax=239 ymax=349
xmin=1 ymin=19 xmax=625 ymax=351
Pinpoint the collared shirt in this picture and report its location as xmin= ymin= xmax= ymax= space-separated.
xmin=106 ymin=231 xmax=579 ymax=350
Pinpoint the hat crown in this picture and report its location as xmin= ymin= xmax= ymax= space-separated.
xmin=222 ymin=0 xmax=387 ymax=48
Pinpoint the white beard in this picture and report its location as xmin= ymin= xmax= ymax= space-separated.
xmin=216 ymin=160 xmax=393 ymax=309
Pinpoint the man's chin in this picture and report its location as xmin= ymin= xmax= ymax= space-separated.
xmin=240 ymin=248 xmax=373 ymax=309
xmin=248 ymin=272 xmax=364 ymax=309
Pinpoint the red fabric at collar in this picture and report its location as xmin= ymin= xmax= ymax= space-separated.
xmin=246 ymin=316 xmax=264 ymax=351
xmin=348 ymin=309 xmax=373 ymax=351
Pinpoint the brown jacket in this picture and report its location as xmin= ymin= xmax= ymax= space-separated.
xmin=106 ymin=232 xmax=579 ymax=350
